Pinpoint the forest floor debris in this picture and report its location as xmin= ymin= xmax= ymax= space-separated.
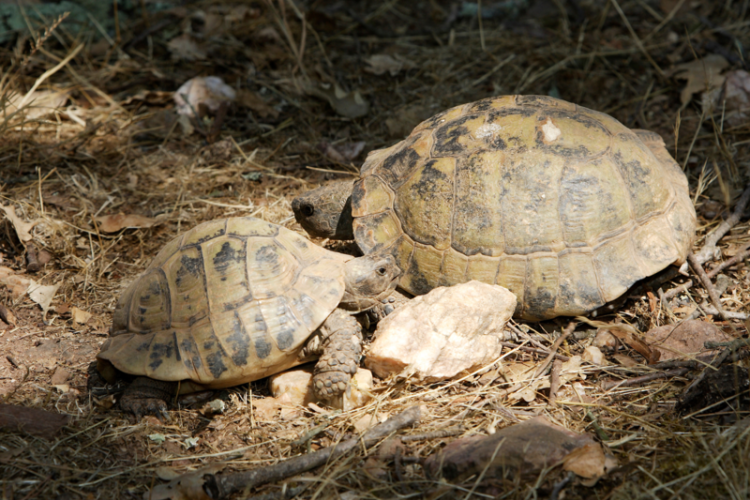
xmin=1 ymin=0 xmax=750 ymax=498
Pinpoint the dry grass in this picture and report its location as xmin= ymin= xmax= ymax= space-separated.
xmin=1 ymin=0 xmax=750 ymax=498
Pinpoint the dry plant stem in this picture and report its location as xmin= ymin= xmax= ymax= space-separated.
xmin=694 ymin=183 xmax=750 ymax=265
xmin=497 ymin=322 xmax=575 ymax=399
xmin=707 ymin=243 xmax=750 ymax=279
xmin=401 ymin=426 xmax=465 ymax=442
xmin=601 ymin=367 xmax=690 ymax=390
xmin=18 ymin=44 xmax=84 ymax=109
xmin=500 ymin=342 xmax=570 ymax=362
xmin=203 ymin=406 xmax=421 ymax=500
xmin=601 ymin=347 xmax=750 ymax=390
xmin=662 ymin=280 xmax=693 ymax=300
xmin=688 ymin=252 xmax=728 ymax=321
xmin=549 ymin=359 xmax=563 ymax=405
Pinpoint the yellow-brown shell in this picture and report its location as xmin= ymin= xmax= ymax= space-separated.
xmin=351 ymin=95 xmax=696 ymax=320
xmin=97 ymin=217 xmax=347 ymax=388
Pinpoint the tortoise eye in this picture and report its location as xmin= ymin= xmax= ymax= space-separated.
xmin=301 ymin=204 xmax=314 ymax=217
xmin=377 ymin=267 xmax=387 ymax=276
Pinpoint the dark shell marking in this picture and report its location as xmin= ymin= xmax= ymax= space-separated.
xmin=97 ymin=217 xmax=347 ymax=387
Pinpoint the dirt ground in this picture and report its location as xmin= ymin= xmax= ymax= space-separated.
xmin=1 ymin=0 xmax=750 ymax=498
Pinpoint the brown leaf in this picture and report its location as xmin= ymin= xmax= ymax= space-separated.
xmin=71 ymin=306 xmax=92 ymax=325
xmin=43 ymin=194 xmax=79 ymax=211
xmin=167 ymin=33 xmax=208 ymax=61
xmin=0 ymin=205 xmax=38 ymax=242
xmin=0 ymin=404 xmax=69 ymax=439
xmin=562 ymin=443 xmax=607 ymax=479
xmin=95 ymin=213 xmax=156 ymax=233
xmin=27 ymin=280 xmax=61 ymax=319
xmin=317 ymin=141 xmax=366 ymax=163
xmin=645 ymin=320 xmax=733 ymax=361
xmin=612 ymin=353 xmax=639 ymax=367
xmin=424 ymin=416 xmax=616 ymax=481
xmin=364 ymin=54 xmax=415 ymax=76
xmin=0 ymin=266 xmax=31 ymax=300
xmin=236 ymin=89 xmax=279 ymax=119
xmin=305 ymin=83 xmax=369 ymax=119
xmin=0 ymin=304 xmax=16 ymax=327
xmin=667 ymin=54 xmax=728 ymax=105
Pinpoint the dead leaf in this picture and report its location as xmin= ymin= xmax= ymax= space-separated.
xmin=0 ymin=304 xmax=16 ymax=327
xmin=612 ymin=353 xmax=639 ymax=367
xmin=146 ymin=464 xmax=223 ymax=500
xmin=645 ymin=320 xmax=733 ymax=361
xmin=43 ymin=195 xmax=78 ymax=211
xmin=26 ymin=244 xmax=52 ymax=272
xmin=424 ymin=416 xmax=616 ymax=482
xmin=236 ymin=89 xmax=279 ymax=119
xmin=668 ymin=54 xmax=728 ymax=106
xmin=306 ymin=83 xmax=369 ymax=119
xmin=578 ymin=317 xmax=659 ymax=363
xmin=562 ymin=443 xmax=607 ymax=479
xmin=95 ymin=213 xmax=157 ymax=233
xmin=252 ymin=397 xmax=283 ymax=421
xmin=174 ymin=76 xmax=236 ymax=117
xmin=317 ymin=141 xmax=366 ymax=163
xmin=582 ymin=346 xmax=605 ymax=364
xmin=0 ymin=404 xmax=69 ymax=439
xmin=136 ymin=109 xmax=180 ymax=139
xmin=364 ymin=54 xmax=415 ymax=76
xmin=167 ymin=33 xmax=208 ymax=61
xmin=71 ymin=306 xmax=92 ymax=325
xmin=1 ymin=205 xmax=38 ymax=242
xmin=27 ymin=280 xmax=60 ymax=319
xmin=0 ymin=267 xmax=31 ymax=300
xmin=353 ymin=412 xmax=387 ymax=433
xmin=723 ymin=70 xmax=750 ymax=127
xmin=5 ymin=90 xmax=69 ymax=120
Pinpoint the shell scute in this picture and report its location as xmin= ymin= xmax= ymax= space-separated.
xmin=99 ymin=218 xmax=347 ymax=387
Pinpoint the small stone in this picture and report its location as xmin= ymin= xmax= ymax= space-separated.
xmin=365 ymin=281 xmax=516 ymax=381
xmin=270 ymin=365 xmax=317 ymax=406
xmin=270 ymin=365 xmax=374 ymax=410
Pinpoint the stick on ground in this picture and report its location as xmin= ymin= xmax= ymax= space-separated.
xmin=203 ymin=406 xmax=421 ymax=500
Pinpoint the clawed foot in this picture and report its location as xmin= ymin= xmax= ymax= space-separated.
xmin=120 ymin=396 xmax=171 ymax=422
xmin=118 ymin=377 xmax=177 ymax=422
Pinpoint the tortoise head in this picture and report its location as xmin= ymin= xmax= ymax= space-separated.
xmin=340 ymin=254 xmax=401 ymax=312
xmin=292 ymin=180 xmax=355 ymax=240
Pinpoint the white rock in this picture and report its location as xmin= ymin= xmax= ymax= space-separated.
xmin=269 ymin=364 xmax=373 ymax=410
xmin=365 ymin=281 xmax=516 ymax=381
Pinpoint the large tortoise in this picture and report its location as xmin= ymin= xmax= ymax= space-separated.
xmin=95 ymin=217 xmax=400 ymax=418
xmin=293 ymin=95 xmax=697 ymax=320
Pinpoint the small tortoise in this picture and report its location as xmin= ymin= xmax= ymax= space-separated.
xmin=293 ymin=95 xmax=697 ymax=320
xmin=95 ymin=217 xmax=400 ymax=418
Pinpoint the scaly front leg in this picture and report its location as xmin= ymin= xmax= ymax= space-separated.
xmin=310 ymin=309 xmax=363 ymax=399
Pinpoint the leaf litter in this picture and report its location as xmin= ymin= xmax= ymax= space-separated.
xmin=1 ymin=1 xmax=750 ymax=499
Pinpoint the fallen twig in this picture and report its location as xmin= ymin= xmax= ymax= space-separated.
xmin=500 ymin=342 xmax=570 ymax=362
xmin=401 ymin=426 xmax=465 ymax=442
xmin=661 ymin=280 xmax=693 ymax=300
xmin=203 ymin=406 xmax=421 ymax=499
xmin=601 ymin=343 xmax=750 ymax=390
xmin=707 ymin=242 xmax=750 ymax=279
xmin=548 ymin=359 xmax=564 ymax=405
xmin=688 ymin=252 xmax=728 ymax=321
xmin=694 ymin=183 xmax=750 ymax=265
xmin=601 ymin=367 xmax=690 ymax=390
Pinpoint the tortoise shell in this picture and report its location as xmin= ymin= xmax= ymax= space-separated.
xmin=351 ymin=95 xmax=696 ymax=320
xmin=97 ymin=217 xmax=348 ymax=389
